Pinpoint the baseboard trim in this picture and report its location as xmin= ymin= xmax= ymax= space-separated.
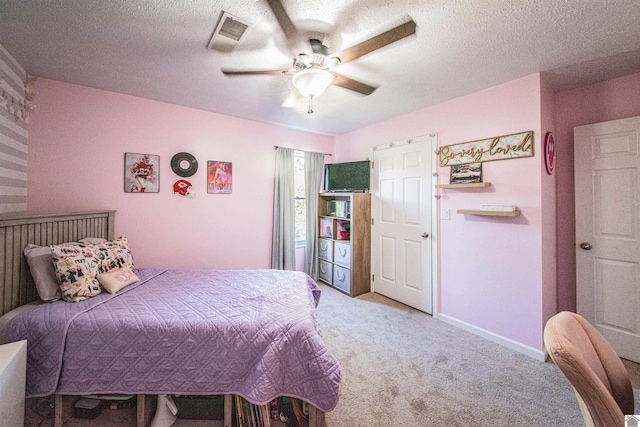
xmin=439 ymin=314 xmax=545 ymax=361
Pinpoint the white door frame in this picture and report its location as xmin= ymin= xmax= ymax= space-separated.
xmin=370 ymin=133 xmax=439 ymax=318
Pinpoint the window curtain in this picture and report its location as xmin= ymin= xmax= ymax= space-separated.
xmin=271 ymin=147 xmax=296 ymax=270
xmin=304 ymin=151 xmax=325 ymax=280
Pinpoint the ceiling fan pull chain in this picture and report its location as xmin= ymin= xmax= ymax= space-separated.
xmin=307 ymin=98 xmax=314 ymax=114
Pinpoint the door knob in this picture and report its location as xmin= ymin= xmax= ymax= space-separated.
xmin=421 ymin=232 xmax=429 ymax=239
xmin=579 ymin=242 xmax=592 ymax=250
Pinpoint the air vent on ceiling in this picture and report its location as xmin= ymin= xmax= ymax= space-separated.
xmin=208 ymin=11 xmax=251 ymax=55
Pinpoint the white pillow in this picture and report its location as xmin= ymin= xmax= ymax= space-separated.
xmin=97 ymin=268 xmax=139 ymax=294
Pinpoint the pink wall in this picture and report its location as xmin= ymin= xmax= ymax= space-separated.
xmin=27 ymin=79 xmax=333 ymax=270
xmin=335 ymin=74 xmax=546 ymax=350
xmin=28 ymin=72 xmax=639 ymax=355
xmin=554 ymin=72 xmax=640 ymax=311
xmin=540 ymin=74 xmax=557 ymax=327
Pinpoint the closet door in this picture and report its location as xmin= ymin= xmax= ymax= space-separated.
xmin=371 ymin=136 xmax=436 ymax=314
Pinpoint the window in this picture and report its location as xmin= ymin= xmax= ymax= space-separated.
xmin=294 ymin=151 xmax=306 ymax=244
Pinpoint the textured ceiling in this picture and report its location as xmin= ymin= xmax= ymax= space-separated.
xmin=0 ymin=0 xmax=639 ymax=136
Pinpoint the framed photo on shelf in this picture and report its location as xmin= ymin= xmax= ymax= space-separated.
xmin=124 ymin=153 xmax=159 ymax=193
xmin=450 ymin=162 xmax=482 ymax=184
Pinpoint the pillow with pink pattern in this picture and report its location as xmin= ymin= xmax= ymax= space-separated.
xmin=97 ymin=267 xmax=139 ymax=294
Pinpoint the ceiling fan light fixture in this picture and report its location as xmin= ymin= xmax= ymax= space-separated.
xmin=292 ymin=68 xmax=335 ymax=99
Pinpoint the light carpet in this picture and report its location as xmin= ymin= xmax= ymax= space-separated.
xmin=317 ymin=285 xmax=640 ymax=427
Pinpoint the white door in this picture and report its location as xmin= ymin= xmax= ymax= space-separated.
xmin=575 ymin=116 xmax=640 ymax=363
xmin=371 ymin=136 xmax=435 ymax=313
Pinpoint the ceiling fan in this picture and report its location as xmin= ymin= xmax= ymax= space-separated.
xmin=221 ymin=0 xmax=417 ymax=113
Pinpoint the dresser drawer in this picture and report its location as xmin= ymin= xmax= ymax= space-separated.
xmin=318 ymin=238 xmax=333 ymax=262
xmin=333 ymin=242 xmax=351 ymax=268
xmin=319 ymin=259 xmax=333 ymax=284
xmin=333 ymin=265 xmax=351 ymax=293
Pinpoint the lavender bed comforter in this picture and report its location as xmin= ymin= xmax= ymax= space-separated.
xmin=8 ymin=268 xmax=341 ymax=412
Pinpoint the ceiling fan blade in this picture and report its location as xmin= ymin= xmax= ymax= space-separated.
xmin=222 ymin=69 xmax=294 ymax=76
xmin=282 ymin=88 xmax=301 ymax=108
xmin=332 ymin=73 xmax=378 ymax=95
xmin=334 ymin=19 xmax=417 ymax=65
xmin=265 ymin=0 xmax=310 ymax=55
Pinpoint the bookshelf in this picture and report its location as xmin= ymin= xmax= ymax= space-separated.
xmin=317 ymin=192 xmax=371 ymax=297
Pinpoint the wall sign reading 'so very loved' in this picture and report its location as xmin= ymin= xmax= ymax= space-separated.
xmin=439 ymin=131 xmax=534 ymax=166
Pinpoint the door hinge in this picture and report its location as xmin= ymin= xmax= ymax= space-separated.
xmin=371 ymin=161 xmax=374 ymax=169
xmin=371 ymin=218 xmax=374 ymax=225
xmin=372 ymin=274 xmax=374 ymax=282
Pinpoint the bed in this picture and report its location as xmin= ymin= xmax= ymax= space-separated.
xmin=0 ymin=211 xmax=340 ymax=427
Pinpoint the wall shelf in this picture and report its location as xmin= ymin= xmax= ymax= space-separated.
xmin=457 ymin=209 xmax=520 ymax=217
xmin=435 ymin=182 xmax=492 ymax=189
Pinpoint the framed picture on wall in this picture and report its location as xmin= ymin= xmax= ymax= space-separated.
xmin=450 ymin=162 xmax=482 ymax=184
xmin=124 ymin=153 xmax=160 ymax=193
xmin=207 ymin=161 xmax=232 ymax=194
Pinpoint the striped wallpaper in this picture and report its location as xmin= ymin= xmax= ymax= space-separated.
xmin=0 ymin=42 xmax=28 ymax=214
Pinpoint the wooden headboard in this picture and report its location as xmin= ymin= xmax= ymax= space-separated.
xmin=0 ymin=211 xmax=115 ymax=316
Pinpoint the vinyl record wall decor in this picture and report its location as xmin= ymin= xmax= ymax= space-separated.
xmin=170 ymin=152 xmax=198 ymax=199
xmin=171 ymin=152 xmax=198 ymax=177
